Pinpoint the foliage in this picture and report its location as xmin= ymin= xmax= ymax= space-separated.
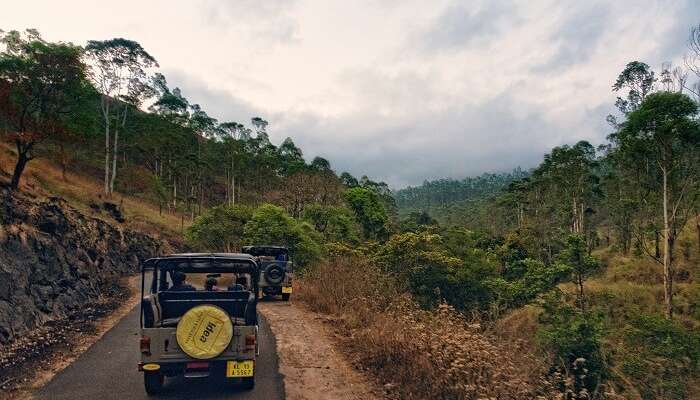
xmin=0 ymin=29 xmax=86 ymax=189
xmin=302 ymin=204 xmax=360 ymax=244
xmin=243 ymin=204 xmax=321 ymax=267
xmin=344 ymin=186 xmax=389 ymax=240
xmin=393 ymin=169 xmax=529 ymax=227
xmin=297 ymin=256 xmax=552 ymax=399
xmin=399 ymin=210 xmax=437 ymax=232
xmin=620 ymin=313 xmax=700 ymax=399
xmin=185 ymin=205 xmax=253 ymax=252
xmin=537 ymin=291 xmax=606 ymax=393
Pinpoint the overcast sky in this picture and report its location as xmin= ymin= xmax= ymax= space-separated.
xmin=3 ymin=1 xmax=699 ymax=187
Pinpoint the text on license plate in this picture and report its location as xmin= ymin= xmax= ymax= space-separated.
xmin=282 ymin=286 xmax=292 ymax=294
xmin=226 ymin=361 xmax=254 ymax=377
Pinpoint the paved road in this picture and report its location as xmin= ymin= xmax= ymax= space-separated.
xmin=34 ymin=306 xmax=285 ymax=400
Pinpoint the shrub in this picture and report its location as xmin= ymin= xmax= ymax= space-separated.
xmin=302 ymin=204 xmax=360 ymax=244
xmin=620 ymin=313 xmax=700 ymax=399
xmin=537 ymin=291 xmax=606 ymax=394
xmin=243 ymin=204 xmax=321 ymax=267
xmin=185 ymin=205 xmax=253 ymax=251
xmin=343 ymin=187 xmax=389 ymax=239
xmin=297 ymin=256 xmax=553 ymax=399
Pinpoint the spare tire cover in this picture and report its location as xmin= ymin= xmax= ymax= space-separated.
xmin=176 ymin=305 xmax=233 ymax=359
xmin=264 ymin=263 xmax=285 ymax=284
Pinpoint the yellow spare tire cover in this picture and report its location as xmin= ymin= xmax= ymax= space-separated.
xmin=176 ymin=305 xmax=233 ymax=359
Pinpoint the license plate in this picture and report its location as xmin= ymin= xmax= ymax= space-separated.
xmin=226 ymin=361 xmax=254 ymax=378
xmin=282 ymin=286 xmax=292 ymax=294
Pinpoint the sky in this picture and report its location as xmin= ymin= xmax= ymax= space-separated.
xmin=3 ymin=0 xmax=699 ymax=188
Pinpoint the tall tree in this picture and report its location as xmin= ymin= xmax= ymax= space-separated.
xmin=84 ymin=38 xmax=157 ymax=195
xmin=0 ymin=29 xmax=85 ymax=190
xmin=615 ymin=91 xmax=700 ymax=319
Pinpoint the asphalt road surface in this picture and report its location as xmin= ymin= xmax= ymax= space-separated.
xmin=34 ymin=305 xmax=285 ymax=400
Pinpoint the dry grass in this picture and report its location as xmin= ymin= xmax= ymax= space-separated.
xmin=1 ymin=142 xmax=186 ymax=242
xmin=298 ymin=257 xmax=559 ymax=399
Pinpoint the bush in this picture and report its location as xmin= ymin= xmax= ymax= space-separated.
xmin=297 ymin=256 xmax=552 ymax=399
xmin=537 ymin=291 xmax=606 ymax=394
xmin=185 ymin=205 xmax=253 ymax=251
xmin=243 ymin=204 xmax=321 ymax=267
xmin=344 ymin=187 xmax=389 ymax=239
xmin=620 ymin=313 xmax=700 ymax=399
xmin=302 ymin=204 xmax=360 ymax=244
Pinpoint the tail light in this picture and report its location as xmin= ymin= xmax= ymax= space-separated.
xmin=245 ymin=334 xmax=256 ymax=349
xmin=140 ymin=336 xmax=151 ymax=356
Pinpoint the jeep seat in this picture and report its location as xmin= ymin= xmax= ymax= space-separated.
xmin=157 ymin=290 xmax=257 ymax=326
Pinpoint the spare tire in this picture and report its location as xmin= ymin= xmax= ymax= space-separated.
xmin=264 ymin=263 xmax=285 ymax=285
xmin=175 ymin=305 xmax=233 ymax=359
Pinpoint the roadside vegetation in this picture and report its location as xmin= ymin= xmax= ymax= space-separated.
xmin=1 ymin=24 xmax=700 ymax=400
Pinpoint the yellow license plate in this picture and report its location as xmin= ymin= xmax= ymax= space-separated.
xmin=282 ymin=286 xmax=292 ymax=294
xmin=226 ymin=361 xmax=254 ymax=378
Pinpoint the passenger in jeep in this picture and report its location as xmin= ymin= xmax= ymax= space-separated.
xmin=229 ymin=276 xmax=248 ymax=291
xmin=205 ymin=277 xmax=220 ymax=291
xmin=168 ymin=271 xmax=195 ymax=291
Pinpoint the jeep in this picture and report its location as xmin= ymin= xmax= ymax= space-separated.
xmin=139 ymin=253 xmax=260 ymax=395
xmin=241 ymin=246 xmax=293 ymax=301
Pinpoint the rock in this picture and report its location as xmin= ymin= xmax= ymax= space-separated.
xmin=0 ymin=191 xmax=170 ymax=345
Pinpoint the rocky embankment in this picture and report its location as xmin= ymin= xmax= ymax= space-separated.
xmin=0 ymin=189 xmax=168 ymax=345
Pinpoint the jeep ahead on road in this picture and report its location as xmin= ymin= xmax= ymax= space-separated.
xmin=139 ymin=253 xmax=260 ymax=395
xmin=241 ymin=246 xmax=293 ymax=301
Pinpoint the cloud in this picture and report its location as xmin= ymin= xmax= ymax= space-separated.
xmin=197 ymin=0 xmax=300 ymax=45
xmin=419 ymin=0 xmax=522 ymax=51
xmin=3 ymin=0 xmax=695 ymax=188
xmin=533 ymin=2 xmax=612 ymax=72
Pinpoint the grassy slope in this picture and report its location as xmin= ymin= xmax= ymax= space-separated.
xmin=494 ymin=224 xmax=700 ymax=398
xmin=0 ymin=143 xmax=186 ymax=243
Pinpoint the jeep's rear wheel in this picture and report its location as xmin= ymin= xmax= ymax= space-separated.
xmin=241 ymin=376 xmax=255 ymax=390
xmin=144 ymin=371 xmax=164 ymax=395
xmin=282 ymin=293 xmax=291 ymax=301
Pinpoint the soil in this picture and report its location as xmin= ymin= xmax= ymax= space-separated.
xmin=0 ymin=275 xmax=141 ymax=400
xmin=258 ymin=300 xmax=386 ymax=400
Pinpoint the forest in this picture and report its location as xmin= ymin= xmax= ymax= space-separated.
xmin=1 ymin=25 xmax=700 ymax=399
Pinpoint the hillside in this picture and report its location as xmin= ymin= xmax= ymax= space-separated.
xmin=393 ymin=169 xmax=528 ymax=227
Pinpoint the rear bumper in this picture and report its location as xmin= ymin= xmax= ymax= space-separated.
xmin=138 ymin=359 xmax=254 ymax=378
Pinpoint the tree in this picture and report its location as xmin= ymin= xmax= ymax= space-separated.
xmin=340 ymin=172 xmax=359 ymax=188
xmin=302 ymin=204 xmax=360 ymax=243
xmin=344 ymin=187 xmax=389 ymax=240
xmin=185 ymin=205 xmax=253 ymax=251
xmin=557 ymin=235 xmax=599 ymax=312
xmin=310 ymin=156 xmax=332 ymax=173
xmin=615 ymin=91 xmax=700 ymax=318
xmin=84 ymin=38 xmax=157 ymax=195
xmin=0 ymin=29 xmax=85 ymax=190
xmin=243 ymin=204 xmax=321 ymax=267
xmin=612 ymin=61 xmax=656 ymax=115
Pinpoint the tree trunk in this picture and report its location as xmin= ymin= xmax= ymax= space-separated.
xmin=655 ymin=229 xmax=660 ymax=259
xmin=110 ymin=106 xmax=127 ymax=194
xmin=662 ymin=168 xmax=673 ymax=319
xmin=696 ymin=213 xmax=700 ymax=256
xmin=103 ymin=99 xmax=111 ymax=196
xmin=10 ymin=143 xmax=30 ymax=190
xmin=110 ymin=122 xmax=119 ymax=194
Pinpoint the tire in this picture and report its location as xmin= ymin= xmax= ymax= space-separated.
xmin=241 ymin=376 xmax=255 ymax=390
xmin=282 ymin=293 xmax=291 ymax=301
xmin=263 ymin=263 xmax=285 ymax=285
xmin=144 ymin=371 xmax=164 ymax=395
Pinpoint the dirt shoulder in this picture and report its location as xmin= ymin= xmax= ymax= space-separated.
xmin=0 ymin=275 xmax=141 ymax=400
xmin=258 ymin=300 xmax=386 ymax=400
